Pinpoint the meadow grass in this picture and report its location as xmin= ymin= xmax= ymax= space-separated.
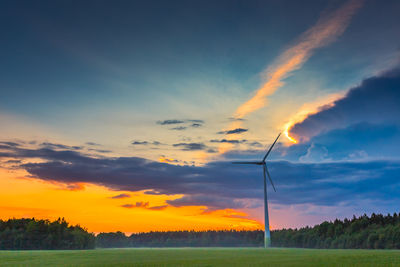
xmin=0 ymin=248 xmax=399 ymax=266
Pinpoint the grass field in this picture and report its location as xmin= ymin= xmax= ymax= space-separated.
xmin=1 ymin=248 xmax=400 ymax=266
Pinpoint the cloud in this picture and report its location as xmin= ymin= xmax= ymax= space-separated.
xmin=188 ymin=120 xmax=204 ymax=124
xmin=217 ymin=128 xmax=248 ymax=135
xmin=5 ymin=159 xmax=22 ymax=164
xmin=121 ymin=202 xmax=149 ymax=208
xmin=248 ymin=141 xmax=263 ymax=148
xmin=253 ymin=65 xmax=400 ymax=164
xmin=217 ymin=0 xmax=363 ymax=154
xmin=290 ymin=66 xmax=400 ymax=142
xmin=228 ymin=117 xmax=246 ymax=122
xmin=210 ymin=139 xmax=262 ymax=151
xmin=233 ymin=0 xmax=363 ymax=119
xmin=40 ymin=142 xmax=83 ymax=150
xmin=121 ymin=202 xmax=167 ymax=210
xmin=88 ymin=148 xmax=112 ymax=153
xmin=65 ymin=183 xmax=85 ymax=191
xmin=299 ymin=143 xmax=330 ymax=162
xmin=131 ymin=141 xmax=162 ymax=146
xmin=148 ymin=205 xmax=168 ymax=211
xmin=2 ymin=141 xmax=400 ymax=211
xmin=157 ymin=120 xmax=185 ymax=125
xmin=0 ymin=141 xmax=20 ymax=147
xmin=159 ymin=156 xmax=180 ymax=164
xmin=210 ymin=139 xmax=247 ymax=144
xmin=121 ymin=204 xmax=135 ymax=208
xmin=283 ymin=91 xmax=347 ymax=144
xmin=173 ymin=142 xmax=207 ymax=151
xmin=132 ymin=141 xmax=149 ymax=145
xmin=111 ymin=193 xmax=131 ymax=199
xmin=157 ymin=119 xmax=204 ymax=130
xmin=85 ymin=142 xmax=101 ymax=146
xmin=285 ymin=122 xmax=400 ymax=162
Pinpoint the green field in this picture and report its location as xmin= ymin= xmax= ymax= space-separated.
xmin=1 ymin=248 xmax=400 ymax=266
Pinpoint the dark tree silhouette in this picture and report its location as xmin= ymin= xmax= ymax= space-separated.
xmin=0 ymin=218 xmax=95 ymax=250
xmin=96 ymin=213 xmax=400 ymax=249
xmin=2 ymin=213 xmax=400 ymax=249
xmin=272 ymin=213 xmax=400 ymax=249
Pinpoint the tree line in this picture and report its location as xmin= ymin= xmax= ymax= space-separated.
xmin=97 ymin=213 xmax=400 ymax=249
xmin=272 ymin=213 xmax=400 ymax=249
xmin=2 ymin=212 xmax=400 ymax=249
xmin=96 ymin=230 xmax=263 ymax=248
xmin=0 ymin=218 xmax=95 ymax=249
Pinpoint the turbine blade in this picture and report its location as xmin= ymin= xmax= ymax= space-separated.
xmin=264 ymin=165 xmax=276 ymax=192
xmin=232 ymin=161 xmax=261 ymax=165
xmin=262 ymin=133 xmax=281 ymax=162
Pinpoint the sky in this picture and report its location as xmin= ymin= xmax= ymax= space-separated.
xmin=1 ymin=0 xmax=400 ymax=233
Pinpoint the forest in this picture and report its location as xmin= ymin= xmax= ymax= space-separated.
xmin=97 ymin=213 xmax=400 ymax=249
xmin=0 ymin=218 xmax=95 ymax=249
xmin=272 ymin=213 xmax=400 ymax=249
xmin=2 ymin=212 xmax=400 ymax=249
xmin=96 ymin=230 xmax=263 ymax=248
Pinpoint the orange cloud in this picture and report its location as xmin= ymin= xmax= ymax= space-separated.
xmin=216 ymin=0 xmax=364 ymax=154
xmin=234 ymin=0 xmax=363 ymax=120
xmin=283 ymin=91 xmax=346 ymax=144
xmin=159 ymin=156 xmax=178 ymax=164
xmin=65 ymin=182 xmax=86 ymax=191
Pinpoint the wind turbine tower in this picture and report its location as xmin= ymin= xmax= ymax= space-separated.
xmin=232 ymin=133 xmax=281 ymax=248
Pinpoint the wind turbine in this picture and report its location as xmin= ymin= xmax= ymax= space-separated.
xmin=232 ymin=133 xmax=281 ymax=248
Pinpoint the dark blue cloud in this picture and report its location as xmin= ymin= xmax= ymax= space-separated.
xmin=210 ymin=139 xmax=247 ymax=144
xmin=157 ymin=120 xmax=185 ymax=125
xmin=187 ymin=120 xmax=204 ymax=124
xmin=157 ymin=119 xmax=204 ymax=129
xmin=217 ymin=128 xmax=248 ymax=135
xmin=280 ymin=66 xmax=400 ymax=162
xmin=85 ymin=142 xmax=101 ymax=146
xmin=291 ymin=67 xmax=400 ymax=141
xmin=173 ymin=143 xmax=207 ymax=151
xmin=276 ymin=122 xmax=400 ymax=162
xmin=88 ymin=148 xmax=112 ymax=153
xmin=0 ymin=141 xmax=20 ymax=147
xmin=229 ymin=117 xmax=246 ymax=122
xmin=132 ymin=140 xmax=162 ymax=146
xmin=40 ymin=142 xmax=83 ymax=150
xmin=306 ymin=123 xmax=400 ymax=160
xmin=111 ymin=193 xmax=130 ymax=199
xmin=1 ymin=142 xmax=399 ymax=211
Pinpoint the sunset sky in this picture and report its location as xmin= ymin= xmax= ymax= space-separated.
xmin=1 ymin=0 xmax=400 ymax=233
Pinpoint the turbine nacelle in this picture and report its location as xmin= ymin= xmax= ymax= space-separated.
xmin=232 ymin=133 xmax=281 ymax=192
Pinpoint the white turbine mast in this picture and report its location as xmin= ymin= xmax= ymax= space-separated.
xmin=232 ymin=133 xmax=281 ymax=248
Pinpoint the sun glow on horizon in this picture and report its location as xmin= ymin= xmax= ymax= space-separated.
xmin=0 ymin=169 xmax=264 ymax=233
